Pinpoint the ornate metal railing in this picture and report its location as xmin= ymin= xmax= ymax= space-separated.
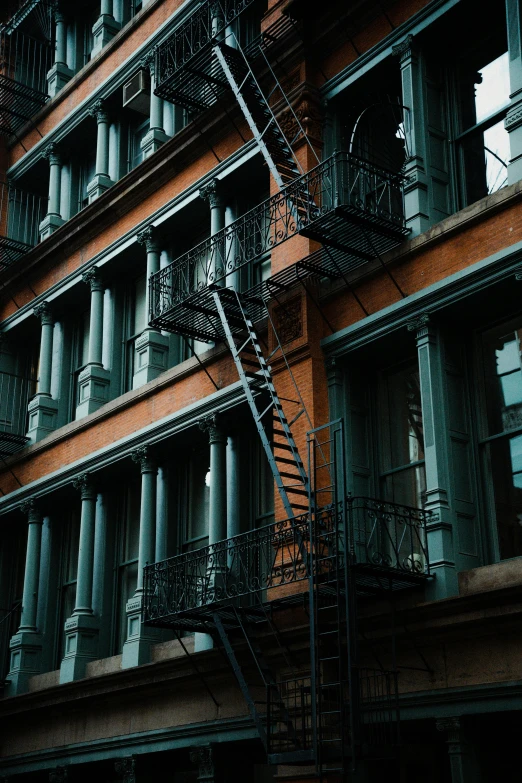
xmin=0 ymin=27 xmax=51 ymax=135
xmin=0 ymin=370 xmax=35 ymax=455
xmin=155 ymin=0 xmax=259 ymax=97
xmin=0 ymin=180 xmax=45 ymax=269
xmin=143 ymin=513 xmax=311 ymax=624
xmin=348 ymin=496 xmax=430 ymax=576
xmin=149 ymin=151 xmax=407 ymax=330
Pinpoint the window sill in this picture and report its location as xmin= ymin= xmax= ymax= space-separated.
xmin=458 ymin=558 xmax=522 ymax=597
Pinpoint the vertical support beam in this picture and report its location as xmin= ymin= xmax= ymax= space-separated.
xmin=190 ymin=747 xmax=216 ymax=783
xmin=5 ymin=500 xmax=44 ymax=696
xmin=92 ymin=0 xmax=120 ymax=56
xmin=133 ymin=225 xmax=168 ymax=389
xmin=87 ymin=100 xmax=115 ymax=203
xmin=47 ymin=8 xmax=73 ymax=97
xmin=27 ymin=302 xmax=59 ymax=442
xmin=76 ymin=267 xmax=111 ymax=419
xmin=156 ymin=466 xmax=168 ymax=563
xmin=393 ymin=36 xmax=430 ymax=236
xmin=436 ymin=717 xmax=480 ymax=782
xmin=139 ymin=52 xmax=169 ymax=159
xmin=122 ymin=446 xmax=162 ymax=668
xmin=199 ymin=178 xmax=226 ymax=286
xmin=408 ymin=314 xmax=458 ymax=598
xmin=60 ymin=474 xmax=100 ymax=683
xmin=114 ymin=757 xmax=136 ymax=783
xmin=506 ymin=0 xmax=522 ymax=184
xmin=200 ymin=415 xmax=227 ymax=545
xmin=226 ymin=434 xmax=241 ymax=540
xmin=39 ymin=144 xmax=65 ymax=240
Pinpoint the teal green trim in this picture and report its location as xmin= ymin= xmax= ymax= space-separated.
xmin=0 ymin=716 xmax=258 ymax=774
xmin=399 ymin=679 xmax=522 ymax=721
xmin=322 ymin=239 xmax=522 ymax=356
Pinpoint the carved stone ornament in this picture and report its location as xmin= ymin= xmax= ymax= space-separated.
xmin=114 ymin=757 xmax=136 ymax=783
xmin=138 ymin=48 xmax=155 ymax=76
xmin=34 ymin=301 xmax=53 ymax=325
xmin=81 ymin=266 xmax=104 ymax=291
xmin=514 ymin=266 xmax=522 ymax=281
xmin=198 ymin=414 xmax=223 ymax=444
xmin=88 ymin=99 xmax=109 ymax=124
xmin=406 ymin=312 xmax=431 ymax=335
xmin=43 ymin=143 xmax=61 ymax=165
xmin=72 ymin=472 xmax=94 ymax=499
xmin=392 ymin=34 xmax=414 ymax=61
xmin=49 ymin=768 xmax=68 ymax=783
xmin=505 ymin=104 xmax=522 ymax=132
xmin=20 ymin=498 xmax=43 ymax=524
xmin=278 ymin=94 xmax=323 ymax=145
xmin=199 ymin=178 xmax=222 ymax=209
xmin=136 ymin=224 xmax=159 ymax=253
xmin=131 ymin=445 xmax=157 ymax=473
xmin=274 ymin=296 xmax=303 ymax=344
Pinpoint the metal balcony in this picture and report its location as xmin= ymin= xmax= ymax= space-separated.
xmin=0 ymin=28 xmax=52 ymax=136
xmin=154 ymin=0 xmax=264 ymax=111
xmin=143 ymin=497 xmax=429 ymax=631
xmin=149 ymin=151 xmax=409 ymax=341
xmin=0 ymin=370 xmax=35 ymax=456
xmin=0 ymin=180 xmax=46 ymax=270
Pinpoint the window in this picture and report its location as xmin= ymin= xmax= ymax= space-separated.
xmin=481 ymin=320 xmax=522 ymax=559
xmin=56 ymin=508 xmax=81 ymax=664
xmin=379 ymin=362 xmax=426 ymax=508
xmin=78 ymin=150 xmax=96 ymax=211
xmin=127 ymin=116 xmax=149 ymax=173
xmin=183 ymin=447 xmax=210 ymax=552
xmin=114 ymin=482 xmax=140 ymax=652
xmin=123 ymin=273 xmax=147 ymax=390
xmin=0 ymin=524 xmax=27 ymax=678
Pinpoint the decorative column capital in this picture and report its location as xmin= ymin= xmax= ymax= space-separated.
xmin=34 ymin=301 xmax=54 ymax=326
xmin=406 ymin=312 xmax=432 ymax=340
xmin=198 ymin=414 xmax=224 ymax=444
xmin=436 ymin=717 xmax=461 ymax=734
xmin=73 ymin=473 xmax=96 ymax=500
xmin=81 ymin=266 xmax=104 ymax=292
xmin=88 ymin=99 xmax=109 ymax=124
xmin=131 ymin=445 xmax=157 ymax=473
xmin=138 ymin=49 xmax=155 ymax=77
xmin=199 ymin=178 xmax=223 ymax=209
xmin=20 ymin=498 xmax=43 ymax=525
xmin=137 ymin=224 xmax=159 ymax=253
xmin=392 ymin=34 xmax=414 ymax=62
xmin=43 ymin=143 xmax=61 ymax=165
xmin=114 ymin=757 xmax=136 ymax=783
xmin=49 ymin=767 xmax=68 ymax=783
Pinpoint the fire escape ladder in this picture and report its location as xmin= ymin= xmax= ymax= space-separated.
xmin=212 ymin=41 xmax=301 ymax=191
xmin=211 ymin=286 xmax=310 ymax=519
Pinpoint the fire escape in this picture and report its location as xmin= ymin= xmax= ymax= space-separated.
xmin=144 ymin=1 xmax=431 ymax=778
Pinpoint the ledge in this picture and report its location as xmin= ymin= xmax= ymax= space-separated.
xmin=458 ymin=558 xmax=522 ymax=596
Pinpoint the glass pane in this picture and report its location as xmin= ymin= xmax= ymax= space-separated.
xmin=384 ymin=365 xmax=424 ymax=470
xmin=133 ymin=274 xmax=147 ymax=335
xmin=186 ymin=449 xmax=210 ymax=549
xmin=489 ymin=436 xmax=522 ymax=559
xmin=474 ymin=53 xmax=510 ymax=124
xmin=483 ymin=326 xmax=522 ymax=435
xmin=124 ymin=482 xmax=141 ymax=561
xmin=382 ymin=464 xmax=426 ymax=509
xmin=117 ymin=561 xmax=138 ymax=651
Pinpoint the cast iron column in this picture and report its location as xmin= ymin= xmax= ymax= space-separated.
xmin=87 ymin=100 xmax=115 ymax=202
xmin=39 ymin=144 xmax=65 ymax=240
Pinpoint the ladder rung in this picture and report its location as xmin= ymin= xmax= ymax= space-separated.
xmin=273 ymin=442 xmax=294 ymax=452
xmin=274 ymin=455 xmax=304 ymax=467
xmin=285 ymin=486 xmax=308 ymax=497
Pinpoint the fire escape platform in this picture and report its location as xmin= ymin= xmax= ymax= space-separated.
xmin=0 ymin=234 xmax=32 ymax=270
xmin=0 ymin=430 xmax=30 ymax=457
xmin=0 ymin=73 xmax=49 ymax=136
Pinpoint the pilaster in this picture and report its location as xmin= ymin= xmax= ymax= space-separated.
xmin=190 ymin=746 xmax=216 ymax=783
xmin=60 ymin=474 xmax=100 ymax=683
xmin=4 ymin=500 xmax=44 ymax=696
xmin=91 ymin=1 xmax=120 ymax=56
xmin=114 ymin=757 xmax=136 ymax=783
xmin=407 ymin=313 xmax=457 ymax=598
xmin=122 ymin=447 xmax=162 ymax=668
xmin=436 ymin=717 xmax=480 ymax=783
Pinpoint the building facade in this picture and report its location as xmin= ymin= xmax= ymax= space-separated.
xmin=0 ymin=0 xmax=521 ymax=780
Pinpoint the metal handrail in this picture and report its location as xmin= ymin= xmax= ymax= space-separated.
xmin=149 ymin=150 xmax=407 ymax=327
xmin=0 ymin=179 xmax=45 ymax=256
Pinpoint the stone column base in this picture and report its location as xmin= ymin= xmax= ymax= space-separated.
xmin=4 ymin=631 xmax=42 ymax=696
xmin=122 ymin=593 xmax=163 ymax=668
xmin=47 ymin=62 xmax=74 ymax=98
xmin=39 ymin=213 xmax=65 ymax=242
xmin=27 ymin=394 xmax=59 ymax=443
xmin=87 ymin=173 xmax=115 ymax=203
xmin=132 ymin=330 xmax=169 ymax=389
xmin=91 ymin=15 xmax=121 ymax=55
xmin=76 ymin=364 xmax=111 ymax=419
xmin=60 ymin=614 xmax=99 ymax=683
xmin=140 ymin=128 xmax=170 ymax=159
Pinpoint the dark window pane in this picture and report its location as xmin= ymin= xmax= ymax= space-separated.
xmin=483 ymin=327 xmax=522 ymax=436
xmin=489 ymin=435 xmax=522 ymax=559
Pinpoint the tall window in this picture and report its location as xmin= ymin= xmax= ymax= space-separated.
xmin=71 ymin=308 xmax=90 ymax=415
xmin=114 ymin=482 xmax=141 ymax=652
xmin=124 ymin=273 xmax=147 ymax=390
xmin=379 ymin=362 xmax=426 ymax=508
xmin=56 ymin=508 xmax=81 ymax=663
xmin=0 ymin=525 xmax=27 ymax=678
xmin=481 ymin=320 xmax=522 ymax=559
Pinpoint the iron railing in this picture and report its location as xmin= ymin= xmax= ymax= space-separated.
xmin=155 ymin=0 xmax=260 ymax=102
xmin=143 ymin=513 xmax=311 ymax=624
xmin=348 ymin=496 xmax=430 ymax=576
xmin=0 ymin=180 xmax=46 ymax=269
xmin=0 ymin=370 xmax=35 ymax=454
xmin=149 ymin=151 xmax=407 ymax=330
xmin=0 ymin=27 xmax=51 ymax=135
xmin=143 ymin=497 xmax=429 ymax=625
